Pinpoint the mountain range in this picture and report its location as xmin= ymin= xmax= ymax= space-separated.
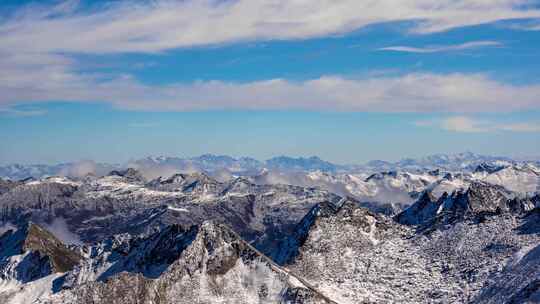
xmin=1 ymin=152 xmax=536 ymax=181
xmin=0 ymin=154 xmax=539 ymax=303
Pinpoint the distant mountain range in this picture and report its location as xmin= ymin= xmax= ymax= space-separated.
xmin=0 ymin=152 xmax=537 ymax=180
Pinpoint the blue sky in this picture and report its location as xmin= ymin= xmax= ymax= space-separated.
xmin=1 ymin=0 xmax=540 ymax=164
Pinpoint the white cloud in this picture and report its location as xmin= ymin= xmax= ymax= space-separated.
xmin=378 ymin=41 xmax=502 ymax=53
xmin=59 ymin=160 xmax=97 ymax=178
xmin=416 ymin=116 xmax=540 ymax=132
xmin=1 ymin=72 xmax=540 ymax=112
xmin=0 ymin=0 xmax=538 ymax=55
xmin=1 ymin=1 xmax=539 ymax=113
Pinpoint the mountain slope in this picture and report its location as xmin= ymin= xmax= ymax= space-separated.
xmin=285 ymin=186 xmax=540 ymax=303
xmin=42 ymin=222 xmax=335 ymax=304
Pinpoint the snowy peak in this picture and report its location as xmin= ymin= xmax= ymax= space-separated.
xmin=277 ymin=198 xmax=389 ymax=264
xmin=47 ymin=221 xmax=337 ymax=304
xmin=398 ymin=181 xmax=533 ymax=227
xmin=148 ymin=172 xmax=221 ymax=195
xmin=99 ymin=224 xmax=200 ymax=281
xmin=220 ymin=177 xmax=254 ymax=195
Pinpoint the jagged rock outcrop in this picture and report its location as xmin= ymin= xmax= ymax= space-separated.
xmin=397 ymin=181 xmax=534 ymax=228
xmin=283 ymin=187 xmax=540 ymax=303
xmin=42 ymin=222 xmax=334 ymax=304
xmin=108 ymin=168 xmax=146 ymax=182
xmin=285 ymin=199 xmax=439 ymax=303
xmin=474 ymin=163 xmax=504 ymax=174
xmin=396 ymin=191 xmax=442 ymax=225
xmin=0 ymin=223 xmax=81 ymax=284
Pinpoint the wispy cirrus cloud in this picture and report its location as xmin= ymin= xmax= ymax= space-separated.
xmin=378 ymin=41 xmax=502 ymax=53
xmin=0 ymin=107 xmax=47 ymax=117
xmin=415 ymin=116 xmax=540 ymax=132
xmin=1 ymin=1 xmax=538 ymax=55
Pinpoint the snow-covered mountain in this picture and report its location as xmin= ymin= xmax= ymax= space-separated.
xmin=0 ymin=162 xmax=118 ymax=181
xmin=0 ymin=162 xmax=539 ymax=303
xmin=1 ymin=152 xmax=533 ymax=181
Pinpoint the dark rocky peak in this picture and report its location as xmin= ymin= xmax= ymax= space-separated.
xmin=146 ymin=171 xmax=222 ymax=194
xmin=148 ymin=221 xmax=264 ymax=282
xmin=49 ymin=221 xmax=337 ymax=304
xmin=95 ymin=224 xmax=199 ymax=281
xmin=271 ymin=197 xmax=392 ymax=265
xmin=160 ymin=173 xmax=186 ymax=184
xmin=428 ymin=169 xmax=441 ymax=176
xmin=19 ymin=176 xmax=36 ymax=183
xmin=296 ymin=197 xmax=384 ymax=232
xmin=0 ymin=223 xmax=81 ymax=283
xmin=365 ymin=170 xmax=398 ymax=182
xmin=443 ymin=172 xmax=454 ymax=180
xmin=399 ymin=181 xmax=527 ymax=230
xmin=173 ymin=172 xmax=221 ymax=193
xmin=428 ymin=182 xmax=513 ymax=224
xmin=108 ymin=168 xmax=145 ymax=182
xmin=169 ymin=172 xmax=216 ymax=185
xmin=161 ymin=221 xmax=337 ymax=303
xmin=507 ymin=194 xmax=539 ymax=214
xmin=474 ymin=162 xmax=505 ymax=174
xmin=396 ymin=190 xmax=441 ymax=225
xmin=220 ymin=176 xmax=255 ymax=195
xmin=456 ymin=181 xmax=510 ymax=214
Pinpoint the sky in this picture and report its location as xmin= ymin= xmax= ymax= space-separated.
xmin=1 ymin=0 xmax=540 ymax=165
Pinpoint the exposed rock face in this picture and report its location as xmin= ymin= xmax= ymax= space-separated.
xmin=0 ymin=222 xmax=81 ymax=295
xmin=444 ymin=181 xmax=510 ymax=217
xmin=20 ymin=224 xmax=81 ymax=273
xmin=108 ymin=168 xmax=145 ymax=182
xmin=0 ymin=172 xmax=340 ymax=250
xmin=474 ymin=163 xmax=505 ymax=174
xmin=287 ymin=200 xmax=433 ymax=303
xmin=397 ymin=181 xmax=533 ymax=228
xmin=42 ymin=222 xmax=333 ymax=304
xmin=286 ymin=191 xmax=540 ymax=303
xmin=396 ymin=191 xmax=441 ymax=225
